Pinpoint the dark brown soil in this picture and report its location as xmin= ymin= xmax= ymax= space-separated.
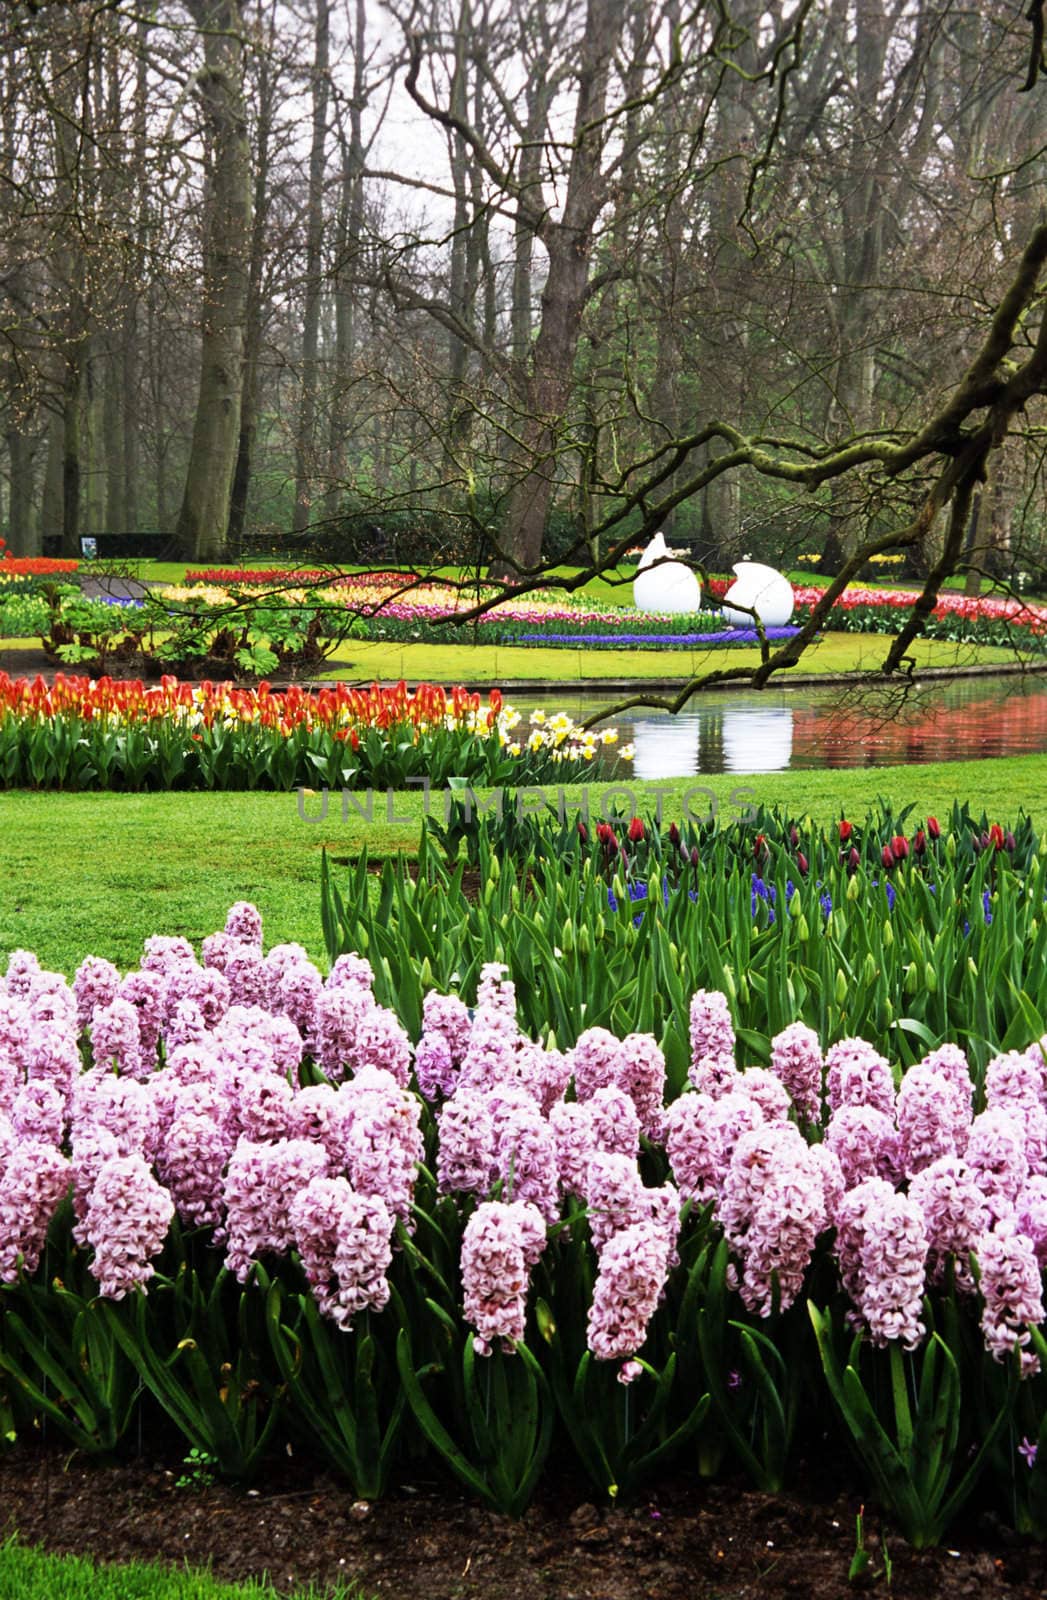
xmin=0 ymin=1444 xmax=1043 ymax=1600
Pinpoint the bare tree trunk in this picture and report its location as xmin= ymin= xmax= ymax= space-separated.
xmin=497 ymin=0 xmax=628 ymax=575
xmin=60 ymin=350 xmax=84 ymax=557
xmin=324 ymin=0 xmax=367 ymax=520
xmin=5 ymin=425 xmax=37 ymax=556
xmin=443 ymin=0 xmax=476 ymax=484
xmin=103 ymin=335 xmax=125 ymax=532
xmin=649 ymin=0 xmax=685 ymax=541
xmin=85 ymin=340 xmax=107 ymax=535
xmin=229 ymin=1 xmax=277 ymax=548
xmin=121 ymin=9 xmax=151 ymax=534
xmin=41 ymin=416 xmax=63 ymax=545
xmin=48 ymin=12 xmax=89 ymax=557
xmin=292 ymin=0 xmax=330 ymax=533
xmin=176 ymin=0 xmax=252 ymax=563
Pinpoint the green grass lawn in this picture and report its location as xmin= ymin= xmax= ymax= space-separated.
xmin=2 ymin=630 xmax=1029 ymax=687
xmin=3 ymin=754 xmax=1045 ymax=975
xmin=318 ymin=632 xmax=1024 ymax=683
xmin=0 ymin=1541 xmax=367 ymax=1600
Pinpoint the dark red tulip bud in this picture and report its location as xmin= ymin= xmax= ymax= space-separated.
xmin=881 ymin=843 xmax=895 ymax=870
xmin=891 ymin=834 xmax=909 ymax=861
xmin=796 ymin=851 xmax=809 ymax=876
xmin=848 ymin=846 xmax=861 ymax=873
xmin=668 ymin=821 xmax=681 ymax=849
xmin=628 ymin=816 xmax=645 ymax=843
xmin=838 ymin=819 xmax=853 ymax=843
xmin=926 ymin=816 xmax=941 ymax=840
xmin=913 ymin=829 xmax=926 ymax=856
xmin=690 ymin=845 xmax=700 ymax=869
xmin=577 ymin=820 xmax=588 ymax=845
xmin=789 ymin=825 xmax=800 ymax=848
xmin=753 ymin=833 xmax=768 ymax=862
xmin=1005 ymin=830 xmax=1016 ymax=852
xmin=980 ymin=831 xmax=991 ymax=852
xmin=989 ymin=824 xmax=1005 ymax=851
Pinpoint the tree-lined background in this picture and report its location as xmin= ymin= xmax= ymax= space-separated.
xmin=1 ymin=0 xmax=1045 ymax=581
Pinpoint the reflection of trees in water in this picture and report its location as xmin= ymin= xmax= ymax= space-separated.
xmin=529 ymin=679 xmax=1047 ymax=776
xmin=792 ymin=680 xmax=1047 ymax=766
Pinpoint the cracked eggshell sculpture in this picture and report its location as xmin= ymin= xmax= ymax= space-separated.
xmin=632 ymin=532 xmax=702 ymax=614
xmin=721 ymin=562 xmax=795 ymax=628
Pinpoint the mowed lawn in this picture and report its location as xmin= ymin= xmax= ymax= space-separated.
xmin=0 ymin=632 xmax=1029 ymax=685
xmin=0 ymin=1541 xmax=368 ymax=1600
xmin=317 ymin=632 xmax=1026 ymax=683
xmin=3 ymin=754 xmax=1045 ymax=975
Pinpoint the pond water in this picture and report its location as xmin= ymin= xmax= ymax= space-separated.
xmin=514 ymin=675 xmax=1047 ymax=778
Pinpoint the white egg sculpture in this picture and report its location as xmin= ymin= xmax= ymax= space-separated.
xmin=632 ymin=532 xmax=702 ymax=614
xmin=721 ymin=562 xmax=794 ymax=628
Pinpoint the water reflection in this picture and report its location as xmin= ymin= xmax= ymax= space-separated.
xmin=517 ymin=676 xmax=1047 ymax=778
xmin=630 ymin=715 xmax=700 ymax=779
xmin=722 ymin=708 xmax=793 ymax=772
xmin=628 ymin=705 xmax=796 ymax=777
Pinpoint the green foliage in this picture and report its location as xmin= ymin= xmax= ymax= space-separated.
xmin=174 ymin=1448 xmax=218 ymax=1490
xmin=321 ymin=800 xmax=1047 ymax=1068
xmin=696 ymin=1238 xmax=804 ymax=1491
xmin=809 ymin=1300 xmax=1014 ymax=1549
xmin=100 ymin=1246 xmax=282 ymax=1481
xmin=396 ymin=1326 xmax=553 ymax=1516
xmin=266 ymin=1281 xmax=405 ymax=1500
xmin=0 ymin=592 xmax=49 ymax=636
xmin=0 ymin=1540 xmax=371 ymax=1599
xmin=0 ymin=1270 xmax=139 ymax=1456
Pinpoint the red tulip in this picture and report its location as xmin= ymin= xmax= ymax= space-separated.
xmin=848 ymin=846 xmax=861 ymax=873
xmin=789 ymin=825 xmax=800 ymax=848
xmin=577 ymin=820 xmax=588 ymax=845
xmin=668 ymin=822 xmax=681 ymax=849
xmin=913 ymin=829 xmax=926 ymax=855
xmin=796 ymin=851 xmax=809 ymax=876
xmin=989 ymin=824 xmax=1005 ymax=851
xmin=690 ymin=845 xmax=700 ymax=869
xmin=881 ymin=843 xmax=895 ymax=870
xmin=891 ymin=834 xmax=909 ymax=860
xmin=628 ymin=816 xmax=645 ymax=843
xmin=926 ymin=816 xmax=941 ymax=839
xmin=838 ymin=819 xmax=853 ymax=843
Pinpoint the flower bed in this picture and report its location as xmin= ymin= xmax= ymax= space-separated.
xmin=185 ymin=568 xmax=419 ymax=588
xmin=0 ymin=902 xmax=1044 ymax=1541
xmin=162 ymin=570 xmax=1047 ymax=655
xmin=326 ymin=801 xmax=1045 ymax=1071
xmin=0 ymin=556 xmax=79 ymax=581
xmin=513 ymin=626 xmax=802 ymax=649
xmin=0 ymin=674 xmax=625 ymax=791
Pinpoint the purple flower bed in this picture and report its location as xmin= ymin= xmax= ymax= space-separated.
xmin=513 ymin=626 xmax=803 ymax=648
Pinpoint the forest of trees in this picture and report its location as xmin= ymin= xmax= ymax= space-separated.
xmin=1 ymin=0 xmax=1046 ymax=584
